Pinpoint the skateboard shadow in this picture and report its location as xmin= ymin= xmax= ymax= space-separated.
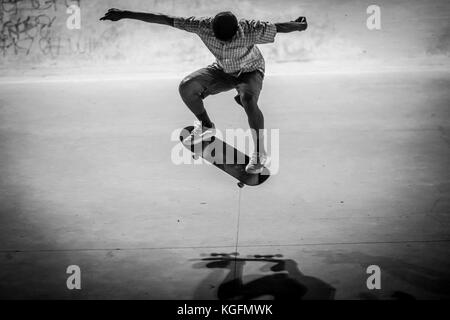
xmin=191 ymin=253 xmax=336 ymax=300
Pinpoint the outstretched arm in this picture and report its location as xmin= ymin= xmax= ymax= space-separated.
xmin=100 ymin=8 xmax=175 ymax=26
xmin=275 ymin=17 xmax=308 ymax=33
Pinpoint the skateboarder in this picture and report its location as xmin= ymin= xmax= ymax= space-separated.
xmin=100 ymin=9 xmax=307 ymax=173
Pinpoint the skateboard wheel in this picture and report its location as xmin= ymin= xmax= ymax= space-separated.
xmin=237 ymin=182 xmax=245 ymax=188
xmin=192 ymin=155 xmax=199 ymax=160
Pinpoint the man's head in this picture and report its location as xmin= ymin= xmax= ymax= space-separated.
xmin=212 ymin=11 xmax=238 ymax=41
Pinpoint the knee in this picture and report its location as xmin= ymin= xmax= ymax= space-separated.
xmin=240 ymin=93 xmax=258 ymax=112
xmin=178 ymin=77 xmax=201 ymax=99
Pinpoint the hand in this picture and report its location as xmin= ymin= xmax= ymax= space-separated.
xmin=100 ymin=8 xmax=126 ymax=21
xmin=293 ymin=16 xmax=308 ymax=31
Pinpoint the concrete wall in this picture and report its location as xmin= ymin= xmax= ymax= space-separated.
xmin=1 ymin=0 xmax=449 ymax=71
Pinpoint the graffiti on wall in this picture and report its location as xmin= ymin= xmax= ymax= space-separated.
xmin=0 ymin=0 xmax=110 ymax=60
xmin=0 ymin=0 xmax=374 ymax=68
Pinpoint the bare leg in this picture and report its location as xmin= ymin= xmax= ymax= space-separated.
xmin=178 ymin=67 xmax=236 ymax=128
xmin=239 ymin=93 xmax=266 ymax=154
xmin=178 ymin=77 xmax=213 ymax=128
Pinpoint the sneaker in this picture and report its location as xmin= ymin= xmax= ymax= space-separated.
xmin=183 ymin=121 xmax=216 ymax=145
xmin=245 ymin=152 xmax=267 ymax=174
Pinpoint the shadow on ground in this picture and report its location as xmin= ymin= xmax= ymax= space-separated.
xmin=191 ymin=252 xmax=336 ymax=300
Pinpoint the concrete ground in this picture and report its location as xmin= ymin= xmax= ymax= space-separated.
xmin=0 ymin=69 xmax=449 ymax=299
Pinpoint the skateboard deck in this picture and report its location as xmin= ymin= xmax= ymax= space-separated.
xmin=179 ymin=126 xmax=270 ymax=187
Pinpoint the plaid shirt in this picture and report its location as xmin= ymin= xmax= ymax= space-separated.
xmin=174 ymin=16 xmax=277 ymax=76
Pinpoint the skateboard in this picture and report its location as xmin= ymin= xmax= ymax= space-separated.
xmin=179 ymin=126 xmax=270 ymax=188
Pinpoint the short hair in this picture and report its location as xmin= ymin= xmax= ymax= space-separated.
xmin=212 ymin=11 xmax=238 ymax=41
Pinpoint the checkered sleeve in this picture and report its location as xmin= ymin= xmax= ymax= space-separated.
xmin=173 ymin=16 xmax=212 ymax=34
xmin=241 ymin=19 xmax=277 ymax=44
